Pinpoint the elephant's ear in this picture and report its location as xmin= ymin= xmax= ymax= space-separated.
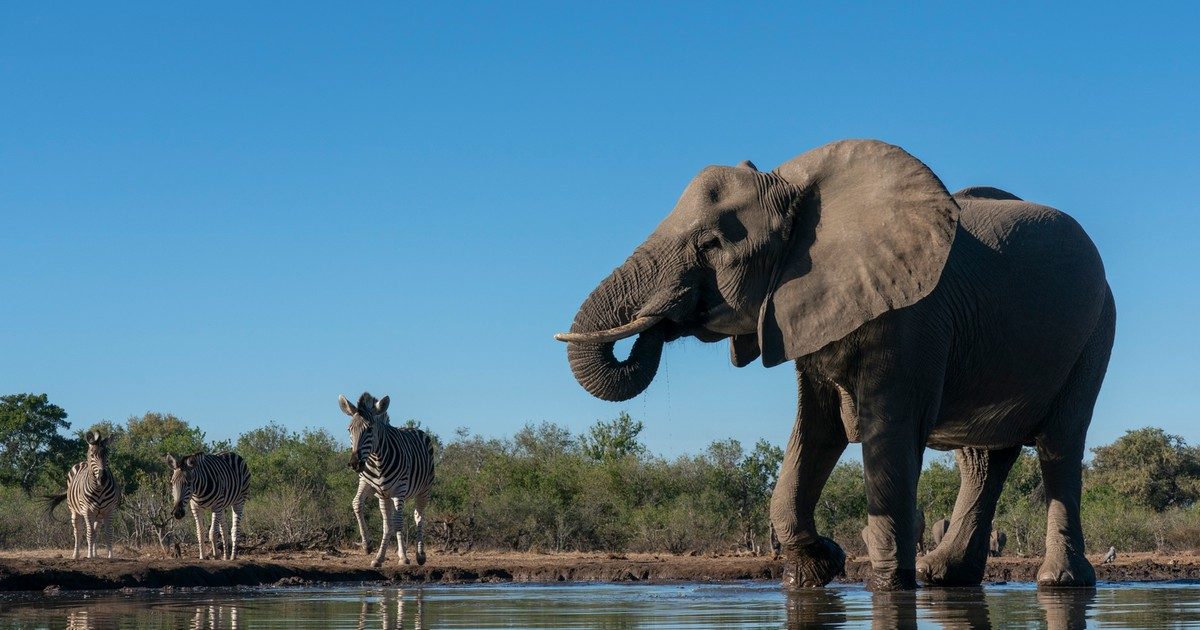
xmin=758 ymin=140 xmax=959 ymax=367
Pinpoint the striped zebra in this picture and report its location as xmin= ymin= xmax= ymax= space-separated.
xmin=339 ymin=392 xmax=435 ymax=568
xmin=167 ymin=451 xmax=251 ymax=560
xmin=47 ymin=431 xmax=122 ymax=559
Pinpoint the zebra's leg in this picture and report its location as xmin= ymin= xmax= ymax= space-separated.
xmin=352 ymin=478 xmax=371 ymax=554
xmin=193 ymin=508 xmax=206 ymax=560
xmin=83 ymin=513 xmax=95 ymax=559
xmin=413 ymin=493 xmax=428 ymax=566
xmin=71 ymin=511 xmax=82 ymax=560
xmin=393 ymin=497 xmax=408 ymax=565
xmin=215 ymin=509 xmax=228 ymax=560
xmin=209 ymin=511 xmax=220 ymax=559
xmin=106 ymin=514 xmax=114 ymax=559
xmin=230 ymin=503 xmax=243 ymax=560
xmin=372 ymin=495 xmax=393 ymax=568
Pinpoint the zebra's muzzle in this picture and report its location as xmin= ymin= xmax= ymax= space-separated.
xmin=348 ymin=458 xmax=363 ymax=473
xmin=172 ymin=504 xmax=185 ymax=520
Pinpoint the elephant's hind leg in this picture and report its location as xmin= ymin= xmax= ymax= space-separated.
xmin=772 ymin=372 xmax=848 ymax=589
xmin=917 ymin=446 xmax=1020 ymax=586
xmin=1035 ymin=290 xmax=1114 ymax=588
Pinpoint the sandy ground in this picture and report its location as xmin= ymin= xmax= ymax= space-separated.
xmin=2 ymin=547 xmax=1198 ymax=592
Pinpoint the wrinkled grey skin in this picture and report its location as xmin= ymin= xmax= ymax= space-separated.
xmin=931 ymin=518 xmax=950 ymax=548
xmin=990 ymin=529 xmax=1007 ymax=557
xmin=557 ymin=140 xmax=1115 ymax=590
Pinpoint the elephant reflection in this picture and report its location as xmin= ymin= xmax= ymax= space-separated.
xmin=918 ymin=588 xmax=990 ymax=629
xmin=1037 ymin=588 xmax=1094 ymax=630
xmin=784 ymin=588 xmax=847 ymax=628
xmin=781 ymin=586 xmax=1093 ymax=629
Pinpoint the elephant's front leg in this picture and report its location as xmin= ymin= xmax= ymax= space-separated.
xmin=860 ymin=413 xmax=925 ymax=591
xmin=918 ymin=446 xmax=1020 ymax=585
xmin=771 ymin=372 xmax=849 ymax=588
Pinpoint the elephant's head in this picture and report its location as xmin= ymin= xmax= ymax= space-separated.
xmin=555 ymin=140 xmax=959 ymax=402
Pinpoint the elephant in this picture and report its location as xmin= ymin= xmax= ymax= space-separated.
xmin=931 ymin=518 xmax=950 ymax=548
xmin=554 ymin=139 xmax=1115 ymax=590
xmin=990 ymin=529 xmax=1007 ymax=557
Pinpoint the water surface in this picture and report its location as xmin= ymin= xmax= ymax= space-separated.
xmin=3 ymin=581 xmax=1200 ymax=628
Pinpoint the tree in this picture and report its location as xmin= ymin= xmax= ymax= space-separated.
xmin=580 ymin=412 xmax=645 ymax=462
xmin=703 ymin=438 xmax=785 ymax=551
xmin=0 ymin=393 xmax=74 ymax=493
xmin=513 ymin=422 xmax=575 ymax=460
xmin=1088 ymin=428 xmax=1200 ymax=511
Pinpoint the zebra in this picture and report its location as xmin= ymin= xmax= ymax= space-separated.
xmin=46 ymin=431 xmax=122 ymax=559
xmin=167 ymin=451 xmax=251 ymax=560
xmin=339 ymin=392 xmax=435 ymax=568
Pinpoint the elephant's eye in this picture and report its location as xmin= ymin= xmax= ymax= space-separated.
xmin=699 ymin=235 xmax=721 ymax=252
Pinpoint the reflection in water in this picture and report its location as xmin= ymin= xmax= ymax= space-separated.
xmin=1037 ymin=588 xmax=1094 ymax=630
xmin=66 ymin=609 xmax=89 ymax=630
xmin=357 ymin=589 xmax=425 ymax=630
xmin=190 ymin=604 xmax=240 ymax=630
xmin=784 ymin=588 xmax=846 ymax=628
xmin=870 ymin=591 xmax=917 ymax=630
xmin=918 ymin=588 xmax=990 ymax=629
xmin=3 ymin=582 xmax=1200 ymax=628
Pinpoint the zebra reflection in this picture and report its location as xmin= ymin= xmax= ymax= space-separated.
xmin=190 ymin=604 xmax=240 ymax=630
xmin=358 ymin=589 xmax=424 ymax=630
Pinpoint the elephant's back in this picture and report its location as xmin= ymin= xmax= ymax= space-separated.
xmin=953 ymin=191 xmax=1104 ymax=274
xmin=928 ymin=192 xmax=1113 ymax=448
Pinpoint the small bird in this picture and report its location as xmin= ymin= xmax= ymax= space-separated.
xmin=1102 ymin=546 xmax=1117 ymax=564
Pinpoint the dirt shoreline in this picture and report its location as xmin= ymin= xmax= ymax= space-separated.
xmin=2 ymin=549 xmax=1198 ymax=592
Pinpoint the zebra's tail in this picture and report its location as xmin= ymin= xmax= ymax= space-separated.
xmin=43 ymin=492 xmax=69 ymax=522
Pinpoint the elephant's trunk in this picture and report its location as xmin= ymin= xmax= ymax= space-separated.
xmin=564 ymin=250 xmax=666 ymax=402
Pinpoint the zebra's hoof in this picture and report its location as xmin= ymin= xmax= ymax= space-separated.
xmin=416 ymin=553 xmax=426 ymax=566
xmin=401 ymin=557 xmax=411 ymax=565
xmin=371 ymin=558 xmax=384 ymax=569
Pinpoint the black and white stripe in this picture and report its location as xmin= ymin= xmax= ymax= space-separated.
xmin=341 ymin=392 xmax=435 ymax=568
xmin=47 ymin=431 xmax=121 ymax=559
xmin=169 ymin=451 xmax=251 ymax=560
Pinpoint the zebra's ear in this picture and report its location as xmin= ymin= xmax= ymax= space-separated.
xmin=85 ymin=431 xmax=97 ymax=445
xmin=166 ymin=454 xmax=178 ymax=469
xmin=376 ymin=395 xmax=390 ymax=413
xmin=338 ymin=394 xmax=356 ymax=417
xmin=182 ymin=455 xmax=198 ymax=470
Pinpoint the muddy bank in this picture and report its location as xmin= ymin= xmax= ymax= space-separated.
xmin=2 ymin=549 xmax=1198 ymax=592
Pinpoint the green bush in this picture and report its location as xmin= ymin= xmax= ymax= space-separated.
xmin=10 ymin=390 xmax=1200 ymax=557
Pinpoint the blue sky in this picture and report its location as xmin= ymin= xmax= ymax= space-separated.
xmin=2 ymin=3 xmax=1197 ymax=459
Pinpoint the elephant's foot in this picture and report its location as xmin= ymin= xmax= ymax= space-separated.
xmin=917 ymin=545 xmax=988 ymax=586
xmin=868 ymin=568 xmax=918 ymax=591
xmin=1037 ymin=549 xmax=1096 ymax=587
xmin=782 ymin=537 xmax=846 ymax=589
xmin=416 ymin=551 xmax=426 ymax=566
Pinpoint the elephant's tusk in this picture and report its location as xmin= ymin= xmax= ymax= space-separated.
xmin=554 ymin=315 xmax=663 ymax=344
